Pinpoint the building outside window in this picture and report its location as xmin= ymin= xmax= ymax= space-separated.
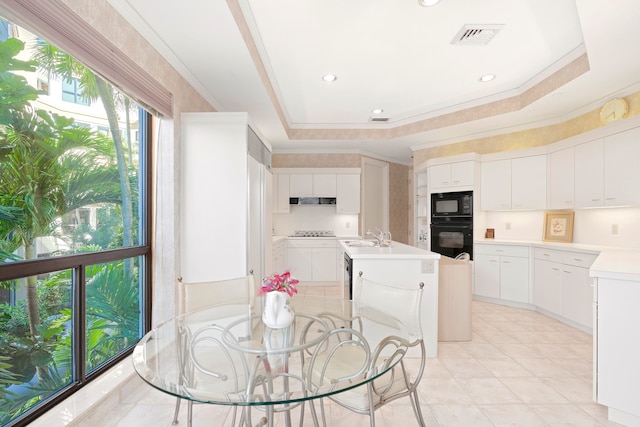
xmin=0 ymin=17 xmax=151 ymax=427
xmin=61 ymin=76 xmax=90 ymax=105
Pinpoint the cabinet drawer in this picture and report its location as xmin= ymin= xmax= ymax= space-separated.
xmin=287 ymin=239 xmax=337 ymax=248
xmin=562 ymin=251 xmax=598 ymax=268
xmin=534 ymin=247 xmax=565 ymax=262
xmin=475 ymin=244 xmax=529 ymax=257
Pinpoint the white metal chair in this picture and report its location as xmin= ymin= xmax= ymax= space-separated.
xmin=305 ymin=272 xmax=426 ymax=427
xmin=172 ymin=273 xmax=256 ymax=426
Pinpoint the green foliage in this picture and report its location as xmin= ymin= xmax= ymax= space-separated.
xmin=0 ymin=38 xmax=40 ymax=125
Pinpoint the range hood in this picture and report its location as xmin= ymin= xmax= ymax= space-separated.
xmin=289 ymin=197 xmax=336 ymax=206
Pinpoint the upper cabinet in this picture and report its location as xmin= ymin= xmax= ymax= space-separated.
xmin=573 ymin=127 xmax=640 ymax=208
xmin=289 ymin=173 xmax=336 ymax=197
xmin=481 ymin=155 xmax=546 ymax=211
xmin=603 ymin=126 xmax=640 ymax=207
xmin=429 ymin=160 xmax=474 ymax=191
xmin=511 ymin=155 xmax=547 ymax=210
xmin=481 ymin=159 xmax=511 ymax=211
xmin=336 ymin=174 xmax=360 ymax=213
xmin=548 ymin=147 xmax=575 ymax=210
xmin=272 ymin=168 xmax=360 ymax=213
xmin=574 ymin=139 xmax=604 ymax=208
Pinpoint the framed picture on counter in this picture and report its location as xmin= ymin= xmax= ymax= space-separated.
xmin=543 ymin=211 xmax=574 ymax=243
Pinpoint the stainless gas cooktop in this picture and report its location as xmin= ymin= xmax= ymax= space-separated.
xmin=290 ymin=230 xmax=336 ymax=238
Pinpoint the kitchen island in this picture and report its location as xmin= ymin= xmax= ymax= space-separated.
xmin=340 ymin=239 xmax=441 ymax=358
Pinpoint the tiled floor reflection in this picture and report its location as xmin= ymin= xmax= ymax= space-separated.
xmin=97 ymin=284 xmax=622 ymax=426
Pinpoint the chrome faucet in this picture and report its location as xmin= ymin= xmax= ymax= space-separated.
xmin=366 ymin=229 xmax=384 ymax=246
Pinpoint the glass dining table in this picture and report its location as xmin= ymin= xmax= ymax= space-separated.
xmin=132 ymin=295 xmax=409 ymax=427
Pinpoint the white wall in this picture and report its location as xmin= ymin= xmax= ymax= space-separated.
xmin=272 ymin=206 xmax=359 ymax=237
xmin=481 ymin=207 xmax=640 ymax=248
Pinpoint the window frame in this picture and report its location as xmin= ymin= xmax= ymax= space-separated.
xmin=0 ymin=112 xmax=153 ymax=427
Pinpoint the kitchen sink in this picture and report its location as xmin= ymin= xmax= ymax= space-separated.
xmin=344 ymin=240 xmax=391 ymax=247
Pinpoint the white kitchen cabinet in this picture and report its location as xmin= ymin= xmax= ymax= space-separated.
xmin=289 ymin=173 xmax=336 ymax=197
xmin=574 ymin=139 xmax=604 ymax=208
xmin=429 ymin=161 xmax=474 ymax=190
xmin=481 ymin=159 xmax=511 ymax=210
xmin=593 ymin=275 xmax=640 ymax=424
xmin=481 ymin=155 xmax=546 ymax=211
xmin=274 ymin=174 xmax=290 ymax=213
xmin=287 ymin=239 xmax=337 ymax=281
xmin=474 ymin=244 xmax=529 ymax=303
xmin=533 ymin=247 xmax=596 ymax=329
xmin=180 ymin=112 xmax=271 ymax=282
xmin=474 ymin=254 xmax=500 ymax=298
xmin=548 ymin=147 xmax=575 ymax=209
xmin=603 ymin=126 xmax=640 ymax=207
xmin=336 ymin=173 xmax=360 ymax=213
xmin=534 ymin=258 xmax=563 ymax=315
xmin=511 ymin=155 xmax=547 ymax=210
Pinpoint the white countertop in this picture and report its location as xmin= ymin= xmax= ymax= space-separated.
xmin=340 ymin=239 xmax=441 ymax=260
xmin=589 ymin=249 xmax=640 ymax=282
xmin=474 ymin=238 xmax=602 ymax=254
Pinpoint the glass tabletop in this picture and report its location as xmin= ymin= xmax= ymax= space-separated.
xmin=132 ymin=295 xmax=410 ymax=407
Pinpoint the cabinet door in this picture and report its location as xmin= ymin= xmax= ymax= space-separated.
xmin=604 ymin=126 xmax=640 ymax=207
xmin=481 ymin=159 xmax=511 ymax=210
xmin=289 ymin=173 xmax=313 ymax=197
xmin=276 ymin=174 xmax=290 ymax=213
xmin=500 ymin=256 xmax=529 ymax=303
xmin=562 ymin=265 xmax=592 ymax=328
xmin=451 ymin=161 xmax=474 ymax=187
xmin=548 ymin=147 xmax=575 ymax=209
xmin=313 ymin=174 xmax=337 ymax=197
xmin=534 ymin=260 xmax=563 ymax=315
xmin=287 ymin=246 xmax=312 ymax=281
xmin=312 ymin=247 xmax=337 ymax=281
xmin=474 ymin=254 xmax=500 ymax=298
xmin=429 ymin=164 xmax=451 ymax=189
xmin=511 ymin=155 xmax=546 ymax=210
xmin=574 ymin=139 xmax=604 ymax=208
xmin=336 ymin=174 xmax=361 ymax=213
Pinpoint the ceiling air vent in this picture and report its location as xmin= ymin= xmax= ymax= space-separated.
xmin=369 ymin=117 xmax=389 ymax=123
xmin=451 ymin=24 xmax=504 ymax=46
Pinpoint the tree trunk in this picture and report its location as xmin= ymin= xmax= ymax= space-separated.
xmin=24 ymin=241 xmax=41 ymax=343
xmin=95 ymin=77 xmax=134 ymax=277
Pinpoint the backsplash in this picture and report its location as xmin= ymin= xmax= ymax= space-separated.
xmin=482 ymin=207 xmax=640 ymax=248
xmin=272 ymin=205 xmax=359 ymax=237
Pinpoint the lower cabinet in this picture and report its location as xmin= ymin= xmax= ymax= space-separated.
xmin=474 ymin=244 xmax=529 ymax=303
xmin=533 ymin=247 xmax=597 ymax=329
xmin=287 ymin=239 xmax=337 ymax=282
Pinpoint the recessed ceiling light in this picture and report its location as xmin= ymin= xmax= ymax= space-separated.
xmin=322 ymin=74 xmax=337 ymax=82
xmin=479 ymin=74 xmax=496 ymax=82
xmin=372 ymin=108 xmax=384 ymax=114
xmin=418 ymin=0 xmax=441 ymax=6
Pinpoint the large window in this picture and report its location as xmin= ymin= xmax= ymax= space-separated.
xmin=0 ymin=19 xmax=151 ymax=427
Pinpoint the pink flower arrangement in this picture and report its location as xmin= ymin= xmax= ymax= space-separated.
xmin=261 ymin=271 xmax=299 ymax=296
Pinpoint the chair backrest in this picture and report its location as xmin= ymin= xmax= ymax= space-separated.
xmin=354 ymin=274 xmax=424 ymax=343
xmin=178 ymin=274 xmax=256 ymax=315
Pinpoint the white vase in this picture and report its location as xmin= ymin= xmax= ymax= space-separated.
xmin=262 ymin=291 xmax=295 ymax=329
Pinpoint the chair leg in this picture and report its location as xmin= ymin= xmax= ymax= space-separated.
xmin=409 ymin=390 xmax=426 ymax=427
xmin=187 ymin=400 xmax=193 ymax=427
xmin=172 ymin=397 xmax=181 ymax=424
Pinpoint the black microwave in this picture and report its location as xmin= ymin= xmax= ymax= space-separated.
xmin=431 ymin=191 xmax=473 ymax=219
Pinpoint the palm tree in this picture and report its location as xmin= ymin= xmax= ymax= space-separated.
xmin=32 ymin=41 xmax=136 ymax=261
xmin=1 ymin=39 xmax=121 ymax=342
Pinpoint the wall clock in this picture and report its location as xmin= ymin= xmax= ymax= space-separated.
xmin=600 ymin=98 xmax=628 ymax=125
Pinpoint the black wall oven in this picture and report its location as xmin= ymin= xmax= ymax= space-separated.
xmin=430 ymin=191 xmax=473 ymax=259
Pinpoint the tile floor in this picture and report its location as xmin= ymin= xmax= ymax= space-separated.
xmin=98 ymin=284 xmax=621 ymax=427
